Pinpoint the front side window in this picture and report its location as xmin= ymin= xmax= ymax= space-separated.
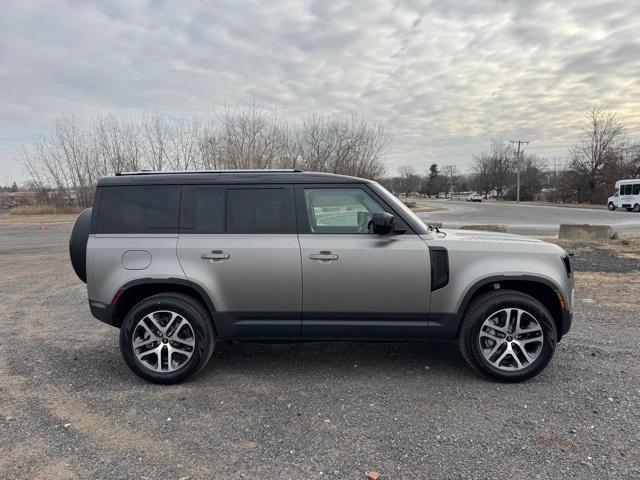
xmin=304 ymin=188 xmax=386 ymax=233
xmin=97 ymin=185 xmax=180 ymax=234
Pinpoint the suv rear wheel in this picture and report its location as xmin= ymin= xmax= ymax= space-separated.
xmin=120 ymin=293 xmax=215 ymax=384
xmin=457 ymin=290 xmax=557 ymax=382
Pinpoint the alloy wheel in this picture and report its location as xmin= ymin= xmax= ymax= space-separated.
xmin=132 ymin=310 xmax=196 ymax=372
xmin=478 ymin=308 xmax=544 ymax=371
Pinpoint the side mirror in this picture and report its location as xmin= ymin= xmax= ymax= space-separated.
xmin=371 ymin=212 xmax=395 ymax=234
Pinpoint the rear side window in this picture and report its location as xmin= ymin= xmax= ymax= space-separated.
xmin=97 ymin=186 xmax=180 ymax=234
xmin=633 ymin=184 xmax=640 ymax=195
xmin=180 ymin=186 xmax=225 ymax=233
xmin=226 ymin=188 xmax=295 ymax=233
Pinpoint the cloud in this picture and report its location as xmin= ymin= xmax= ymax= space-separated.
xmin=0 ymin=0 xmax=639 ymax=182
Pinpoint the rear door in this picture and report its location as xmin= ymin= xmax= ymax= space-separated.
xmin=177 ymin=184 xmax=302 ymax=339
xmin=296 ymin=184 xmax=431 ymax=339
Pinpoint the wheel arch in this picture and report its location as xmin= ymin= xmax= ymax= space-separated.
xmin=455 ymin=275 xmax=567 ymax=341
xmin=111 ymin=278 xmax=217 ymax=331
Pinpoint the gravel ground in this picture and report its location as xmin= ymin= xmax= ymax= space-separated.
xmin=554 ymin=237 xmax=640 ymax=273
xmin=1 ymin=221 xmax=639 ymax=480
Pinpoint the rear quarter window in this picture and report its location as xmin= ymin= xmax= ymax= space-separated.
xmin=96 ymin=185 xmax=180 ymax=234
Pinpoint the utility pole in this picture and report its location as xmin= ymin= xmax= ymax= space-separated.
xmin=509 ymin=140 xmax=530 ymax=203
xmin=444 ymin=165 xmax=456 ymax=199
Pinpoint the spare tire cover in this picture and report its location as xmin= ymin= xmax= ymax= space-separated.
xmin=69 ymin=208 xmax=92 ymax=283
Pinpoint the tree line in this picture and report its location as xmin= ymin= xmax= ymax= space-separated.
xmin=387 ymin=105 xmax=640 ymax=204
xmin=18 ymin=103 xmax=389 ymax=208
xmin=16 ymin=103 xmax=640 ymax=208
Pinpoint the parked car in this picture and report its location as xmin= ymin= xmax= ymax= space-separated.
xmin=466 ymin=193 xmax=482 ymax=202
xmin=69 ymin=170 xmax=573 ymax=384
xmin=607 ymin=179 xmax=640 ymax=212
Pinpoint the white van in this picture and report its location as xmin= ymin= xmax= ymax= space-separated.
xmin=608 ymin=179 xmax=640 ymax=212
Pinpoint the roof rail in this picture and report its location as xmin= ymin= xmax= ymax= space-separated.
xmin=115 ymin=169 xmax=303 ymax=176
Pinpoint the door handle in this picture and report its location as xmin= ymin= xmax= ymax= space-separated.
xmin=201 ymin=250 xmax=230 ymax=260
xmin=309 ymin=251 xmax=338 ymax=261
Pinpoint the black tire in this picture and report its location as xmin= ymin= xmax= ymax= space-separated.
xmin=120 ymin=293 xmax=215 ymax=384
xmin=69 ymin=208 xmax=92 ymax=283
xmin=634 ymin=204 xmax=640 ymax=213
xmin=457 ymin=290 xmax=557 ymax=382
xmin=608 ymin=202 xmax=616 ymax=211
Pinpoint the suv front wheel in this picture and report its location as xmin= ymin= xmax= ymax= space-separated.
xmin=120 ymin=293 xmax=215 ymax=384
xmin=458 ymin=290 xmax=557 ymax=382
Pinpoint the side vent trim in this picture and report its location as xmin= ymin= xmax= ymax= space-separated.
xmin=562 ymin=256 xmax=572 ymax=278
xmin=429 ymin=246 xmax=449 ymax=291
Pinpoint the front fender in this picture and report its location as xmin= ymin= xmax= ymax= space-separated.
xmin=427 ymin=244 xmax=571 ymax=339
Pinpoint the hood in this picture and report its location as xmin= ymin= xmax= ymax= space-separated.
xmin=433 ymin=229 xmax=544 ymax=243
xmin=422 ymin=228 xmax=566 ymax=255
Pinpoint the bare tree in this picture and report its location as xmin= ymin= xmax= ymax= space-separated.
xmin=397 ymin=165 xmax=420 ymax=197
xmin=18 ymin=102 xmax=391 ymax=207
xmin=94 ymin=114 xmax=145 ymax=174
xmin=143 ymin=113 xmax=171 ymax=171
xmin=469 ymin=141 xmax=514 ymax=198
xmin=442 ymin=164 xmax=459 ymax=196
xmin=290 ymin=114 xmax=387 ymax=178
xmin=570 ymin=105 xmax=625 ymax=202
xmin=488 ymin=141 xmax=514 ymax=197
xmin=470 ymin=154 xmax=493 ymax=197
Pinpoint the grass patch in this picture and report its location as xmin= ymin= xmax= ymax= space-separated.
xmin=575 ymin=271 xmax=640 ymax=311
xmin=9 ymin=205 xmax=83 ymax=215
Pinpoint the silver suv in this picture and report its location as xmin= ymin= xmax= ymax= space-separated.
xmin=69 ymin=170 xmax=573 ymax=384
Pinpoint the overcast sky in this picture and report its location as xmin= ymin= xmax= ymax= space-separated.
xmin=1 ymin=0 xmax=639 ymax=183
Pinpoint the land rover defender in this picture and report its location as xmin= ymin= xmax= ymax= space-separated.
xmin=69 ymin=170 xmax=573 ymax=384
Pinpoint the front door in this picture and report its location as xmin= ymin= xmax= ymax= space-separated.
xmin=177 ymin=184 xmax=301 ymax=339
xmin=296 ymin=185 xmax=431 ymax=339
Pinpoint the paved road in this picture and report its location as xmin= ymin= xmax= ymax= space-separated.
xmin=418 ymin=201 xmax=640 ymax=235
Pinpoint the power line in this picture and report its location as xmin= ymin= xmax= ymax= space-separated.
xmin=509 ymin=140 xmax=530 ymax=203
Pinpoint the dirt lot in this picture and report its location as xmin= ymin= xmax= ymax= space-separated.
xmin=1 ymin=220 xmax=639 ymax=479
